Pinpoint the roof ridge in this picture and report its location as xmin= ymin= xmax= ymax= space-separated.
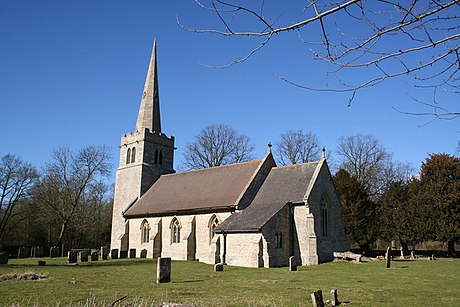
xmin=273 ymin=161 xmax=319 ymax=170
xmin=162 ymin=159 xmax=263 ymax=177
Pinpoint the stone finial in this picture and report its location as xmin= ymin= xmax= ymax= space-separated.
xmin=267 ymin=142 xmax=272 ymax=153
xmin=321 ymin=146 xmax=326 ymax=159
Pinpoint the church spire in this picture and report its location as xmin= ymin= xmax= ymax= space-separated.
xmin=135 ymin=38 xmax=161 ymax=133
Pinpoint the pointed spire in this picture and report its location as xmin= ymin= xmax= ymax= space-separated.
xmin=135 ymin=38 xmax=161 ymax=133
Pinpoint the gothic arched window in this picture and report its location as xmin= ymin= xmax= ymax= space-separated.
xmin=171 ymin=217 xmax=181 ymax=244
xmin=208 ymin=215 xmax=220 ymax=244
xmin=131 ymin=147 xmax=136 ymax=163
xmin=126 ymin=148 xmax=131 ymax=165
xmin=141 ymin=219 xmax=150 ymax=244
xmin=320 ymin=194 xmax=329 ymax=237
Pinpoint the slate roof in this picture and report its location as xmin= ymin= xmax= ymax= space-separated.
xmin=215 ymin=161 xmax=320 ymax=232
xmin=123 ymin=159 xmax=263 ymax=217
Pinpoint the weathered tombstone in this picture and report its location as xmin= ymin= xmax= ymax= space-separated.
xmin=0 ymin=252 xmax=8 ymax=265
xmin=30 ymin=246 xmax=36 ymax=257
xmin=289 ymin=256 xmax=297 ymax=271
xmin=385 ymin=247 xmax=391 ymax=268
xmin=156 ymin=257 xmax=171 ymax=283
xmin=129 ymin=248 xmax=136 ymax=258
xmin=311 ymin=290 xmax=324 ymax=307
xmin=38 ymin=260 xmax=46 ymax=266
xmin=80 ymin=251 xmax=88 ymax=262
xmin=410 ymin=251 xmax=416 ymax=260
xmin=400 ymin=247 xmax=404 ymax=259
xmin=330 ymin=289 xmax=339 ymax=307
xmin=35 ymin=246 xmax=44 ymax=258
xmin=111 ymin=249 xmax=119 ymax=259
xmin=140 ymin=249 xmax=147 ymax=258
xmin=120 ymin=250 xmax=128 ymax=258
xmin=18 ymin=246 xmax=30 ymax=258
xmin=101 ymin=246 xmax=109 ymax=260
xmin=430 ymin=254 xmax=436 ymax=261
xmin=214 ymin=263 xmax=224 ymax=272
xmin=68 ymin=250 xmax=78 ymax=263
xmin=91 ymin=251 xmax=98 ymax=261
xmin=50 ymin=246 xmax=60 ymax=258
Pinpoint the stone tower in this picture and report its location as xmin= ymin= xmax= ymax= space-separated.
xmin=110 ymin=40 xmax=175 ymax=252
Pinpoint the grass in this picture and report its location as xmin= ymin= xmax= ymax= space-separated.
xmin=0 ymin=257 xmax=459 ymax=306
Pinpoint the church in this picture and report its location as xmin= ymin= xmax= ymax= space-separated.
xmin=110 ymin=41 xmax=349 ymax=268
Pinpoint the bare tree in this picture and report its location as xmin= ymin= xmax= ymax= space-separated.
xmin=276 ymin=130 xmax=321 ymax=165
xmin=183 ymin=124 xmax=254 ymax=169
xmin=181 ymin=0 xmax=460 ymax=119
xmin=34 ymin=146 xmax=111 ymax=249
xmin=0 ymin=154 xmax=38 ymax=244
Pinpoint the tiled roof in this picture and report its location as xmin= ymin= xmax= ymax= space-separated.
xmin=123 ymin=159 xmax=263 ymax=217
xmin=216 ymin=162 xmax=320 ymax=232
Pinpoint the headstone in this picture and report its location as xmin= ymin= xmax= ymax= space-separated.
xmin=30 ymin=246 xmax=36 ymax=257
xmin=311 ymin=290 xmax=324 ymax=307
xmin=289 ymin=256 xmax=297 ymax=271
xmin=214 ymin=263 xmax=224 ymax=272
xmin=50 ymin=246 xmax=60 ymax=258
xmin=400 ymin=247 xmax=404 ymax=259
xmin=80 ymin=251 xmax=88 ymax=262
xmin=156 ymin=257 xmax=171 ymax=283
xmin=140 ymin=249 xmax=147 ymax=258
xmin=120 ymin=250 xmax=128 ymax=258
xmin=0 ymin=252 xmax=8 ymax=265
xmin=18 ymin=246 xmax=30 ymax=258
xmin=410 ymin=251 xmax=416 ymax=260
xmin=68 ymin=250 xmax=78 ymax=263
xmin=385 ymin=247 xmax=391 ymax=268
xmin=129 ymin=248 xmax=136 ymax=258
xmin=430 ymin=254 xmax=436 ymax=260
xmin=101 ymin=246 xmax=109 ymax=260
xmin=38 ymin=260 xmax=46 ymax=266
xmin=91 ymin=251 xmax=98 ymax=261
xmin=111 ymin=249 xmax=119 ymax=259
xmin=330 ymin=289 xmax=339 ymax=307
xmin=35 ymin=246 xmax=44 ymax=257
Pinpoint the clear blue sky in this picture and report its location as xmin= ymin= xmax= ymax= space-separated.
xmin=1 ymin=1 xmax=458 ymax=177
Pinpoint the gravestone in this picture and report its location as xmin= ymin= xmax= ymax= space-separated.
xmin=38 ymin=260 xmax=46 ymax=266
xmin=140 ymin=249 xmax=147 ymax=258
xmin=30 ymin=246 xmax=36 ymax=257
xmin=111 ymin=249 xmax=119 ymax=259
xmin=120 ymin=250 xmax=128 ymax=258
xmin=289 ymin=256 xmax=297 ymax=272
xmin=311 ymin=290 xmax=324 ymax=307
xmin=214 ymin=263 xmax=224 ymax=272
xmin=410 ymin=251 xmax=416 ymax=260
xmin=68 ymin=250 xmax=78 ymax=263
xmin=385 ymin=247 xmax=391 ymax=268
xmin=91 ymin=251 xmax=98 ymax=261
xmin=50 ymin=246 xmax=60 ymax=258
xmin=101 ymin=246 xmax=109 ymax=260
xmin=18 ymin=246 xmax=30 ymax=258
xmin=35 ymin=246 xmax=44 ymax=257
xmin=400 ymin=247 xmax=404 ymax=259
xmin=156 ymin=257 xmax=171 ymax=283
xmin=0 ymin=252 xmax=8 ymax=265
xmin=330 ymin=289 xmax=340 ymax=307
xmin=80 ymin=251 xmax=88 ymax=262
xmin=129 ymin=248 xmax=136 ymax=258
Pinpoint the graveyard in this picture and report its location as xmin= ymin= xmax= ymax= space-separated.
xmin=0 ymin=256 xmax=459 ymax=306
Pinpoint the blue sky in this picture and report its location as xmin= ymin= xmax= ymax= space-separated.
xmin=1 ymin=0 xmax=458 ymax=177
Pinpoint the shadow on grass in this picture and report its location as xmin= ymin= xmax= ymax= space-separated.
xmin=4 ymin=258 xmax=155 ymax=268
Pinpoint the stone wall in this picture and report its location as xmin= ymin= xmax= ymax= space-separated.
xmin=260 ymin=205 xmax=291 ymax=267
xmin=225 ymin=233 xmax=263 ymax=267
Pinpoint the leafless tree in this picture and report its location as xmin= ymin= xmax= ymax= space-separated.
xmin=276 ymin=130 xmax=321 ymax=165
xmin=0 ymin=154 xmax=38 ymax=244
xmin=180 ymin=0 xmax=460 ymax=120
xmin=183 ymin=124 xmax=255 ymax=169
xmin=34 ymin=146 xmax=111 ymax=249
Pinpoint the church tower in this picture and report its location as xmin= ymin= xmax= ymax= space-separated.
xmin=110 ymin=40 xmax=175 ymax=252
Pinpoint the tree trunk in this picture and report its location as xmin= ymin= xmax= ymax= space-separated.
xmin=398 ymin=235 xmax=409 ymax=253
xmin=447 ymin=240 xmax=455 ymax=255
xmin=57 ymin=219 xmax=69 ymax=250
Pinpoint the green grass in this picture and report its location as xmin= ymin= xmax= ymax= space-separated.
xmin=0 ymin=257 xmax=459 ymax=306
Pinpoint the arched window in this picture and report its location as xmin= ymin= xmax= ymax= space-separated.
xmin=208 ymin=215 xmax=221 ymax=244
xmin=141 ymin=219 xmax=150 ymax=244
xmin=154 ymin=149 xmax=159 ymax=164
xmin=320 ymin=194 xmax=329 ymax=237
xmin=159 ymin=150 xmax=163 ymax=165
xmin=275 ymin=232 xmax=282 ymax=248
xmin=131 ymin=147 xmax=136 ymax=163
xmin=126 ymin=148 xmax=131 ymax=165
xmin=171 ymin=217 xmax=181 ymax=244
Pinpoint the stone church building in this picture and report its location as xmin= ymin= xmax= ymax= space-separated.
xmin=110 ymin=41 xmax=349 ymax=268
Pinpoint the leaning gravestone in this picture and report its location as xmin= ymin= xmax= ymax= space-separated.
xmin=156 ymin=257 xmax=171 ymax=283
xmin=214 ymin=263 xmax=224 ymax=272
xmin=18 ymin=246 xmax=30 ymax=258
xmin=91 ymin=251 xmax=98 ymax=261
xmin=50 ymin=246 xmax=60 ymax=258
xmin=311 ymin=290 xmax=324 ymax=307
xmin=68 ymin=250 xmax=78 ymax=263
xmin=385 ymin=247 xmax=391 ymax=268
xmin=101 ymin=246 xmax=109 ymax=260
xmin=289 ymin=256 xmax=297 ymax=272
xmin=0 ymin=252 xmax=8 ymax=265
xmin=140 ymin=249 xmax=147 ymax=258
xmin=80 ymin=251 xmax=88 ymax=262
xmin=330 ymin=289 xmax=340 ymax=307
xmin=129 ymin=248 xmax=136 ymax=258
xmin=111 ymin=249 xmax=119 ymax=259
